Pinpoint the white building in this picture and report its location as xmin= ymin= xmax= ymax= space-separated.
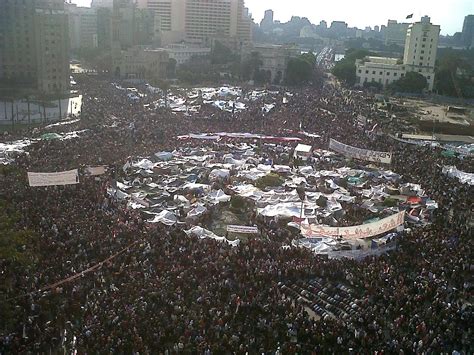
xmin=356 ymin=16 xmax=439 ymax=91
xmin=164 ymin=44 xmax=211 ymax=66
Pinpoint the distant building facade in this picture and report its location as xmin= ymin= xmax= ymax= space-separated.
xmin=260 ymin=9 xmax=274 ymax=32
xmin=0 ymin=0 xmax=69 ymax=94
xmin=461 ymin=15 xmax=474 ymax=48
xmin=356 ymin=16 xmax=439 ymax=91
xmin=384 ymin=20 xmax=410 ymax=46
xmin=244 ymin=43 xmax=299 ymax=84
xmin=113 ymin=45 xmax=169 ymax=80
xmin=164 ymin=44 xmax=211 ymax=66
xmin=144 ymin=0 xmax=253 ymax=47
xmin=66 ymin=3 xmax=98 ymax=50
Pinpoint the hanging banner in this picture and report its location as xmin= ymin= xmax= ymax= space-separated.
xmin=301 ymin=211 xmax=405 ymax=240
xmin=329 ymin=139 xmax=392 ymax=164
xmin=227 ymin=225 xmax=259 ymax=234
xmin=85 ymin=166 xmax=106 ymax=176
xmin=28 ymin=169 xmax=79 ymax=187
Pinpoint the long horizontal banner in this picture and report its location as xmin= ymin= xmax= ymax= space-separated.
xmin=178 ymin=132 xmax=302 ymax=143
xmin=301 ymin=211 xmax=405 ymax=240
xmin=329 ymin=139 xmax=392 ymax=164
xmin=227 ymin=225 xmax=259 ymax=234
xmin=28 ymin=169 xmax=79 ymax=187
xmin=442 ymin=166 xmax=474 ymax=185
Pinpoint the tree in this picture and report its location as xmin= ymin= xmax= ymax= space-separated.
xmin=211 ymin=41 xmax=237 ymax=65
xmin=284 ymin=53 xmax=316 ymax=86
xmin=166 ymin=58 xmax=177 ymax=78
xmin=390 ymin=72 xmax=427 ymax=93
xmin=241 ymin=51 xmax=263 ymax=82
xmin=332 ymin=49 xmax=374 ymax=85
xmin=332 ymin=60 xmax=357 ymax=85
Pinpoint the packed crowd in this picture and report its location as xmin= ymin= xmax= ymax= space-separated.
xmin=0 ymin=76 xmax=472 ymax=353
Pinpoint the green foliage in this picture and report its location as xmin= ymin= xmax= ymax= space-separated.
xmin=255 ymin=173 xmax=284 ymax=189
xmin=383 ymin=198 xmax=398 ymax=207
xmin=230 ymin=195 xmax=247 ymax=211
xmin=390 ymin=72 xmax=427 ymax=93
xmin=332 ymin=60 xmax=357 ymax=85
xmin=332 ymin=49 xmax=374 ymax=86
xmin=241 ymin=52 xmax=263 ymax=82
xmin=211 ymin=41 xmax=237 ymax=65
xmin=285 ymin=54 xmax=314 ymax=86
xmin=435 ymin=48 xmax=474 ymax=98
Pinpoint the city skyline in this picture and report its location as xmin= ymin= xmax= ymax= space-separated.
xmin=70 ymin=0 xmax=473 ymax=35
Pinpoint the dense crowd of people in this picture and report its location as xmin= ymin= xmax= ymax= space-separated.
xmin=0 ymin=75 xmax=472 ymax=353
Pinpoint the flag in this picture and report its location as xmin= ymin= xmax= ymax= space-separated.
xmin=406 ymin=14 xmax=413 ymax=19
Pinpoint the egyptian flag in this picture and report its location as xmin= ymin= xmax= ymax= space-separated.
xmin=406 ymin=14 xmax=413 ymax=19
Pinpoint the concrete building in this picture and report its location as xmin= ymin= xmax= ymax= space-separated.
xmin=244 ymin=43 xmax=299 ymax=84
xmin=461 ymin=15 xmax=474 ymax=48
xmin=260 ymin=9 xmax=274 ymax=31
xmin=66 ymin=3 xmax=98 ymax=50
xmin=164 ymin=44 xmax=211 ymax=66
xmin=384 ymin=20 xmax=410 ymax=46
xmin=97 ymin=7 xmax=113 ymax=49
xmin=144 ymin=0 xmax=253 ymax=47
xmin=113 ymin=45 xmax=169 ymax=80
xmin=0 ymin=0 xmax=69 ymax=94
xmin=356 ymin=16 xmax=439 ymax=91
xmin=111 ymin=0 xmax=156 ymax=50
xmin=91 ymin=0 xmax=114 ymax=8
xmin=329 ymin=21 xmax=348 ymax=37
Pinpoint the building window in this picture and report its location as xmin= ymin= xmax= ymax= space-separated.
xmin=387 ymin=72 xmax=390 ymax=75
xmin=394 ymin=73 xmax=398 ymax=76
xmin=427 ymin=76 xmax=431 ymax=79
xmin=365 ymin=70 xmax=368 ymax=74
xmin=420 ymin=62 xmax=423 ymax=66
xmin=372 ymin=70 xmax=376 ymax=74
xmin=379 ymin=71 xmax=383 ymax=75
xmin=421 ymin=50 xmax=425 ymax=54
xmin=358 ymin=69 xmax=361 ymax=73
xmin=420 ymin=56 xmax=424 ymax=60
xmin=419 ymin=69 xmax=422 ymax=72
xmin=401 ymin=73 xmax=404 ymax=77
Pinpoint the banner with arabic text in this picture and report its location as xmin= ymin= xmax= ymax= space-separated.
xmin=227 ymin=225 xmax=259 ymax=234
xmin=28 ymin=169 xmax=79 ymax=187
xmin=301 ymin=211 xmax=405 ymax=240
xmin=329 ymin=138 xmax=392 ymax=164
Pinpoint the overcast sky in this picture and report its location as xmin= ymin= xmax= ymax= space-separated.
xmin=71 ymin=0 xmax=473 ymax=35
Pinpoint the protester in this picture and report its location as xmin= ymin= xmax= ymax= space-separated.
xmin=0 ymin=76 xmax=472 ymax=354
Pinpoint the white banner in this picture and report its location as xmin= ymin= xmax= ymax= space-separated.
xmin=329 ymin=139 xmax=392 ymax=164
xmin=28 ymin=169 xmax=79 ymax=187
xmin=442 ymin=166 xmax=474 ymax=185
xmin=85 ymin=166 xmax=106 ymax=176
xmin=301 ymin=211 xmax=405 ymax=240
xmin=227 ymin=225 xmax=259 ymax=234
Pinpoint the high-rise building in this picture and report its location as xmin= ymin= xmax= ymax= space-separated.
xmin=0 ymin=0 xmax=69 ymax=94
xmin=356 ymin=16 xmax=440 ymax=91
xmin=66 ymin=3 xmax=98 ymax=50
xmin=461 ymin=15 xmax=474 ymax=48
xmin=260 ymin=9 xmax=274 ymax=31
xmin=145 ymin=0 xmax=252 ymax=47
xmin=403 ymin=15 xmax=440 ymax=89
xmin=384 ymin=20 xmax=410 ymax=46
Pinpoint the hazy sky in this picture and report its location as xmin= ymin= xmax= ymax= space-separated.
xmin=71 ymin=0 xmax=473 ymax=35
